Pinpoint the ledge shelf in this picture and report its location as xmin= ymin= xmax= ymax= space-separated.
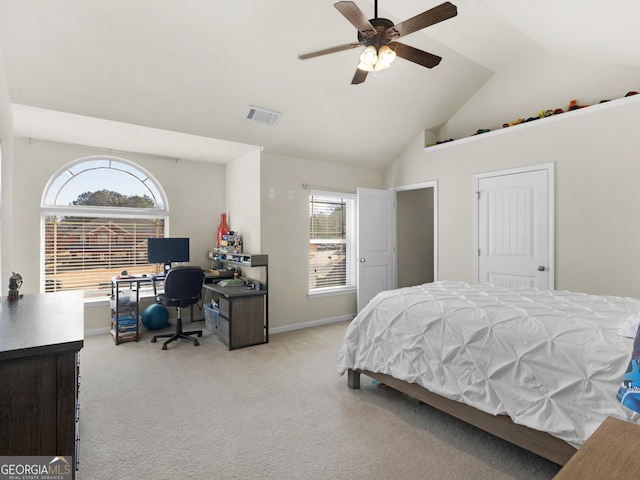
xmin=424 ymin=93 xmax=640 ymax=153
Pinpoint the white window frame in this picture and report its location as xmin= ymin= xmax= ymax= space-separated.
xmin=308 ymin=189 xmax=356 ymax=297
xmin=41 ymin=156 xmax=169 ymax=298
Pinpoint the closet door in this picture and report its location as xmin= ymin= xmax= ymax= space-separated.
xmin=476 ymin=164 xmax=554 ymax=289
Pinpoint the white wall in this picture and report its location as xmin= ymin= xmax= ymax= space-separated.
xmin=386 ymin=94 xmax=640 ymax=297
xmin=225 ymin=149 xmax=261 ymax=253
xmin=11 ymin=138 xmax=226 ymax=330
xmin=437 ymin=54 xmax=640 ymax=143
xmin=261 ymin=153 xmax=384 ymax=330
xmin=0 ymin=43 xmax=14 ymax=292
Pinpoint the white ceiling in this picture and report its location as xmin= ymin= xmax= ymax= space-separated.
xmin=1 ymin=0 xmax=640 ymax=169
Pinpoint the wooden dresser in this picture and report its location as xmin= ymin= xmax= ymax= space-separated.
xmin=0 ymin=291 xmax=84 ymax=478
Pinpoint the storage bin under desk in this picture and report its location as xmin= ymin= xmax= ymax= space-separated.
xmin=208 ymin=284 xmax=267 ymax=350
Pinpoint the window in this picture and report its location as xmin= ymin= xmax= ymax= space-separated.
xmin=308 ymin=190 xmax=356 ymax=295
xmin=42 ymin=157 xmax=168 ymax=297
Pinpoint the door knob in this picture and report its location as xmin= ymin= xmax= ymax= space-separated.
xmin=359 ymin=258 xmax=366 ymax=263
xmin=537 ymin=265 xmax=546 ymax=271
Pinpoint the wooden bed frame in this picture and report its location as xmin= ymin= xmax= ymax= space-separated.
xmin=347 ymin=368 xmax=577 ymax=466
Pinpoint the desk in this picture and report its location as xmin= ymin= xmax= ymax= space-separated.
xmin=553 ymin=416 xmax=640 ymax=479
xmin=204 ymin=284 xmax=268 ymax=350
xmin=0 ymin=292 xmax=84 ymax=478
xmin=110 ymin=273 xmax=219 ymax=344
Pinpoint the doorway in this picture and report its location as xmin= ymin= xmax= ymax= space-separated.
xmin=356 ymin=181 xmax=437 ymax=311
xmin=396 ymin=182 xmax=437 ymax=288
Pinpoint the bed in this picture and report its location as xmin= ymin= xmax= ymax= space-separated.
xmin=337 ymin=281 xmax=640 ymax=465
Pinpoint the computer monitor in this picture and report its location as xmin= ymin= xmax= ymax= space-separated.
xmin=147 ymin=237 xmax=190 ymax=272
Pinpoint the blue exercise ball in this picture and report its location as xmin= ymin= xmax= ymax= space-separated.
xmin=142 ymin=304 xmax=169 ymax=330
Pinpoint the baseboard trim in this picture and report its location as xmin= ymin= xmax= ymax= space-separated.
xmin=85 ymin=314 xmax=354 ymax=338
xmin=268 ymin=314 xmax=353 ymax=335
xmin=86 ymin=327 xmax=111 ymax=336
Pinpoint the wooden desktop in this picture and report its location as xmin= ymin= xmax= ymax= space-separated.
xmin=553 ymin=416 xmax=640 ymax=479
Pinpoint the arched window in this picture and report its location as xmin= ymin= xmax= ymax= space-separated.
xmin=41 ymin=157 xmax=169 ymax=297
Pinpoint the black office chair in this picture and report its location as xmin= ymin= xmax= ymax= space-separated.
xmin=151 ymin=266 xmax=205 ymax=350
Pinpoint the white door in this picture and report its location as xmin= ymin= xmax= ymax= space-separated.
xmin=357 ymin=187 xmax=397 ymax=312
xmin=476 ymin=165 xmax=554 ymax=289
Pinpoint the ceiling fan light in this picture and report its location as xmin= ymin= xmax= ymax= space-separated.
xmin=359 ymin=45 xmax=378 ymax=66
xmin=373 ymin=61 xmax=391 ymax=72
xmin=377 ymin=45 xmax=396 ymax=66
xmin=357 ymin=62 xmax=374 ymax=72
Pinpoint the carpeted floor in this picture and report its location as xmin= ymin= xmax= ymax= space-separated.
xmin=77 ymin=320 xmax=561 ymax=479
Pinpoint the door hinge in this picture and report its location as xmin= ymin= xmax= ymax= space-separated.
xmin=478 ymin=248 xmax=481 ymax=256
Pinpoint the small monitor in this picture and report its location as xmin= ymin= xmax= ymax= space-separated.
xmin=147 ymin=237 xmax=190 ymax=272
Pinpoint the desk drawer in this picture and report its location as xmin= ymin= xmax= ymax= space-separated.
xmin=218 ymin=297 xmax=230 ymax=318
xmin=219 ymin=317 xmax=230 ymax=347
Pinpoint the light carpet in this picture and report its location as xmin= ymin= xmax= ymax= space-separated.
xmin=77 ymin=321 xmax=561 ymax=479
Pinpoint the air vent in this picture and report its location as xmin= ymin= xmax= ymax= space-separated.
xmin=246 ymin=106 xmax=280 ymax=126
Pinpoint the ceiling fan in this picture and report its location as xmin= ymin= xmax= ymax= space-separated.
xmin=298 ymin=1 xmax=457 ymax=85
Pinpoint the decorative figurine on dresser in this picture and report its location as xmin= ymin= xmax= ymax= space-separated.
xmin=7 ymin=271 xmax=23 ymax=301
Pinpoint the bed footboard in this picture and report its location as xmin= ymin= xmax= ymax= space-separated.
xmin=346 ymin=368 xmax=576 ymax=466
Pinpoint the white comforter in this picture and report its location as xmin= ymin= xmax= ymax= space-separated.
xmin=337 ymin=281 xmax=640 ymax=448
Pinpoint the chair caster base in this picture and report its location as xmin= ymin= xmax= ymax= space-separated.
xmin=155 ymin=330 xmax=202 ymax=350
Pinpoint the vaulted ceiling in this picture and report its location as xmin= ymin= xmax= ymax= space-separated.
xmin=1 ymin=1 xmax=639 ymax=169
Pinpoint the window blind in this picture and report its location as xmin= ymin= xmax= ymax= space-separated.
xmin=44 ymin=215 xmax=165 ymax=296
xmin=309 ymin=193 xmax=355 ymax=291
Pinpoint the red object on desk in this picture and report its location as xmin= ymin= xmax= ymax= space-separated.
xmin=217 ymin=213 xmax=229 ymax=248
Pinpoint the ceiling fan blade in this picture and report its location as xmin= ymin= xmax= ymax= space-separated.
xmin=385 ymin=1 xmax=457 ymax=41
xmin=351 ymin=68 xmax=368 ymax=85
xmin=335 ymin=1 xmax=377 ymax=39
xmin=392 ymin=42 xmax=442 ymax=69
xmin=298 ymin=42 xmax=363 ymax=60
